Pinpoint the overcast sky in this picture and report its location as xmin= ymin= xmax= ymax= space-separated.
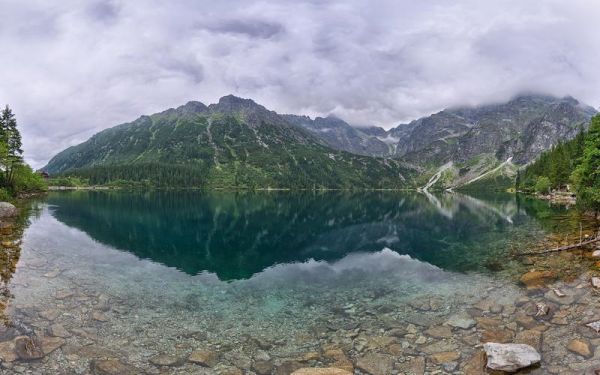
xmin=1 ymin=0 xmax=600 ymax=168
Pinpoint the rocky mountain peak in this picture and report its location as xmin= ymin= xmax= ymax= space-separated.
xmin=210 ymin=95 xmax=265 ymax=113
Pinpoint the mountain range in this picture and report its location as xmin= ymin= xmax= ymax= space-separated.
xmin=44 ymin=94 xmax=597 ymax=189
xmin=43 ymin=95 xmax=414 ymax=189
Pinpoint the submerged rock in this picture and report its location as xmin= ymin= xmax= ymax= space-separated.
xmin=355 ymin=353 xmax=394 ymax=375
xmin=92 ymin=311 xmax=109 ymax=322
xmin=445 ymin=314 xmax=476 ymax=329
xmin=291 ymin=368 xmax=352 ymax=375
xmin=48 ymin=324 xmax=71 ymax=338
xmin=567 ymin=339 xmax=592 ymax=358
xmin=430 ymin=351 xmax=460 ymax=364
xmin=587 ymin=320 xmax=600 ymax=333
xmin=40 ymin=336 xmax=65 ymax=355
xmin=188 ymin=349 xmax=218 ymax=367
xmin=395 ymin=357 xmax=425 ymax=375
xmin=0 ymin=202 xmax=17 ymax=218
xmin=252 ymin=360 xmax=274 ymax=375
xmin=483 ymin=343 xmax=541 ymax=372
xmin=462 ymin=351 xmax=486 ymax=375
xmin=424 ymin=325 xmax=452 ymax=339
xmin=0 ymin=340 xmax=17 ymax=362
xmin=519 ymin=270 xmax=556 ymax=288
xmin=14 ymin=336 xmax=43 ymax=360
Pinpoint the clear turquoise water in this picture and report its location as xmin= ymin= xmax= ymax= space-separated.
xmin=42 ymin=190 xmax=551 ymax=279
xmin=4 ymin=191 xmax=575 ymax=373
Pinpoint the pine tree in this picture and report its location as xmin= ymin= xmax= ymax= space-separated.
xmin=0 ymin=106 xmax=24 ymax=186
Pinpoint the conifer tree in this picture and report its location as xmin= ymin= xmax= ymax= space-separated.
xmin=575 ymin=115 xmax=600 ymax=215
xmin=0 ymin=106 xmax=24 ymax=186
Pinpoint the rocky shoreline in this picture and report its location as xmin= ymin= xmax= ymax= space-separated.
xmin=0 ymin=248 xmax=599 ymax=374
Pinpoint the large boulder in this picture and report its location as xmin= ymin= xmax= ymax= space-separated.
xmin=0 ymin=202 xmax=17 ymax=218
xmin=483 ymin=343 xmax=541 ymax=372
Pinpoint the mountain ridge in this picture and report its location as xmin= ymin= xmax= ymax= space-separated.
xmin=44 ymin=93 xmax=596 ymax=190
xmin=43 ymin=96 xmax=416 ymax=189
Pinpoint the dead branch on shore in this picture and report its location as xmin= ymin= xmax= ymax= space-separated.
xmin=516 ymin=227 xmax=600 ymax=256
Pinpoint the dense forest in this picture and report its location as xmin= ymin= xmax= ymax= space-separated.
xmin=0 ymin=106 xmax=46 ymax=199
xmin=519 ymin=114 xmax=600 ymax=214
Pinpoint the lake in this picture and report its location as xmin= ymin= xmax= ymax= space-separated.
xmin=1 ymin=190 xmax=598 ymax=374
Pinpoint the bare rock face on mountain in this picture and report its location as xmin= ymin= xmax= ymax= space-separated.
xmin=284 ymin=115 xmax=393 ymax=157
xmin=390 ymin=95 xmax=596 ymax=166
xmin=284 ymin=95 xmax=595 ymax=173
xmin=287 ymin=94 xmax=595 ymax=189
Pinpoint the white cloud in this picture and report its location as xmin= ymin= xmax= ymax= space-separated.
xmin=0 ymin=0 xmax=599 ymax=168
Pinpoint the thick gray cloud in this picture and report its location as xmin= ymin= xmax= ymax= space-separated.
xmin=0 ymin=0 xmax=599 ymax=168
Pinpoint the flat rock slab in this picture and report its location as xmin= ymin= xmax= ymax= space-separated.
xmin=430 ymin=351 xmax=460 ymax=364
xmin=188 ymin=349 xmax=218 ymax=367
xmin=291 ymin=369 xmax=352 ymax=375
xmin=395 ymin=357 xmax=425 ymax=375
xmin=445 ymin=314 xmax=476 ymax=329
xmin=424 ymin=325 xmax=452 ymax=339
xmin=49 ymin=323 xmax=71 ymax=338
xmin=355 ymin=353 xmax=394 ymax=375
xmin=14 ymin=336 xmax=44 ymax=360
xmin=483 ymin=343 xmax=541 ymax=372
xmin=41 ymin=336 xmax=65 ymax=355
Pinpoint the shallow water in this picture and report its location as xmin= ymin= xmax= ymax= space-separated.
xmin=2 ymin=191 xmax=599 ymax=374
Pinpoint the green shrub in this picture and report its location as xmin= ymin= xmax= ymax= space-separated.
xmin=0 ymin=188 xmax=12 ymax=202
xmin=11 ymin=164 xmax=48 ymax=192
xmin=534 ymin=176 xmax=551 ymax=194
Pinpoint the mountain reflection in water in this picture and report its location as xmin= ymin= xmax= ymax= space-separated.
xmin=46 ymin=191 xmax=557 ymax=281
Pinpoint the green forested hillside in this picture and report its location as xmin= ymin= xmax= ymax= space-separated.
xmin=44 ymin=96 xmax=416 ymax=189
xmin=520 ymin=114 xmax=600 ymax=213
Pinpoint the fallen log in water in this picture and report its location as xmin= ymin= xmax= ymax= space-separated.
xmin=517 ymin=232 xmax=600 ymax=256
